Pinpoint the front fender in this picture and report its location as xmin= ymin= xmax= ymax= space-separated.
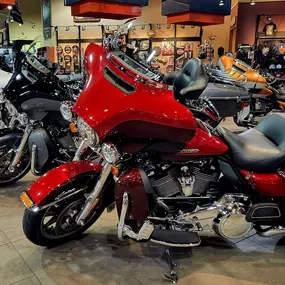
xmin=26 ymin=160 xmax=103 ymax=206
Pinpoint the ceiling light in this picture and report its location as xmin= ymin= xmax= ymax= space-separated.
xmin=267 ymin=15 xmax=272 ymax=21
xmin=250 ymin=0 xmax=255 ymax=5
xmin=7 ymin=5 xmax=12 ymax=10
xmin=219 ymin=0 xmax=224 ymax=6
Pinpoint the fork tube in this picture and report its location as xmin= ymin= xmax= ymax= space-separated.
xmin=77 ymin=162 xmax=112 ymax=225
xmin=73 ymin=139 xmax=87 ymax=161
xmin=8 ymin=125 xmax=33 ymax=172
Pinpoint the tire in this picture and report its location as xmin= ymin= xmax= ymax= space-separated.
xmin=23 ymin=200 xmax=105 ymax=247
xmin=0 ymin=153 xmax=31 ymax=186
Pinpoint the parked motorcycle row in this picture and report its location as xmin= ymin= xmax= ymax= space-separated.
xmin=0 ymin=21 xmax=285 ymax=283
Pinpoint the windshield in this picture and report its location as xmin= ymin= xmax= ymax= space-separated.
xmin=23 ymin=36 xmax=43 ymax=55
xmin=105 ymin=19 xmax=162 ymax=81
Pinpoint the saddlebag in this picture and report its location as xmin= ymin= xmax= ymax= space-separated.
xmin=199 ymin=82 xmax=250 ymax=118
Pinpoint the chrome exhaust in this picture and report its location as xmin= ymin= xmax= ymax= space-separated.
xmin=257 ymin=226 xmax=285 ymax=237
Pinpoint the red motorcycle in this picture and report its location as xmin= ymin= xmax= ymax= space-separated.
xmin=21 ymin=42 xmax=285 ymax=282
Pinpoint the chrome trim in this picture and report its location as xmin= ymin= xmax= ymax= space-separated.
xmin=8 ymin=125 xmax=33 ymax=172
xmin=76 ymin=162 xmax=112 ymax=225
xmin=257 ymin=226 xmax=285 ymax=237
xmin=118 ymin=192 xmax=129 ymax=241
xmin=30 ymin=144 xmax=40 ymax=176
xmin=150 ymin=239 xmax=201 ymax=247
xmin=28 ymin=187 xmax=87 ymax=211
xmin=73 ymin=139 xmax=87 ymax=161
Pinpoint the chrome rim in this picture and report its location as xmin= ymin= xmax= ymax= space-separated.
xmin=0 ymin=147 xmax=30 ymax=182
xmin=40 ymin=198 xmax=94 ymax=240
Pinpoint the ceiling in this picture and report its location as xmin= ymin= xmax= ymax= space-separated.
xmin=239 ymin=0 xmax=285 ymax=2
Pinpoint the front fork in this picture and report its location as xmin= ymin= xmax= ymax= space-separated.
xmin=8 ymin=125 xmax=33 ymax=172
xmin=76 ymin=161 xmax=112 ymax=225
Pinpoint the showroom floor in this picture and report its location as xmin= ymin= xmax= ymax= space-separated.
xmin=1 ymin=119 xmax=285 ymax=285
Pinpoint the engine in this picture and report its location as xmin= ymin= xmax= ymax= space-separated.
xmin=176 ymin=194 xmax=253 ymax=239
xmin=147 ymin=161 xmax=220 ymax=198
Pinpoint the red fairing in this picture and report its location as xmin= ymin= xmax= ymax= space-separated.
xmin=177 ymin=128 xmax=228 ymax=157
xmin=116 ymin=168 xmax=149 ymax=224
xmin=73 ymin=43 xmax=197 ymax=142
xmin=240 ymin=170 xmax=285 ymax=197
xmin=27 ymin=161 xmax=103 ymax=205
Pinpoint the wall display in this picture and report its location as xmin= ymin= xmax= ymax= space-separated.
xmin=42 ymin=0 xmax=52 ymax=40
xmin=175 ymin=41 xmax=194 ymax=71
xmin=263 ymin=22 xmax=277 ymax=37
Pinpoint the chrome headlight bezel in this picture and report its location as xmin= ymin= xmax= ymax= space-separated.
xmin=60 ymin=101 xmax=74 ymax=122
xmin=101 ymin=143 xmax=120 ymax=164
xmin=77 ymin=117 xmax=99 ymax=147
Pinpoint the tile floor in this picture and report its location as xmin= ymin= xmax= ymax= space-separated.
xmin=1 ymin=119 xmax=285 ymax=285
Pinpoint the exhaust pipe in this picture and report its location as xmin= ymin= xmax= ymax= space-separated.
xmin=257 ymin=226 xmax=285 ymax=237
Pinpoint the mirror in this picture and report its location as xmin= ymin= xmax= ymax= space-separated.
xmin=9 ymin=5 xmax=23 ymax=25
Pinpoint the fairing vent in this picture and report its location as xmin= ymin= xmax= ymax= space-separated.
xmin=104 ymin=67 xmax=135 ymax=94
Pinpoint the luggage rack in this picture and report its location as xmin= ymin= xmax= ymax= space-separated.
xmin=206 ymin=67 xmax=247 ymax=87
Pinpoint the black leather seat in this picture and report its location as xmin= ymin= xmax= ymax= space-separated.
xmin=174 ymin=58 xmax=209 ymax=100
xmin=219 ymin=113 xmax=285 ymax=172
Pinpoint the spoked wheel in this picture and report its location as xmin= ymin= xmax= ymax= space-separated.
xmin=23 ymin=196 xmax=105 ymax=247
xmin=0 ymin=146 xmax=30 ymax=186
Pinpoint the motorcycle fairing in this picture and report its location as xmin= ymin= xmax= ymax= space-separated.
xmin=73 ymin=43 xmax=197 ymax=142
xmin=26 ymin=161 xmax=102 ymax=206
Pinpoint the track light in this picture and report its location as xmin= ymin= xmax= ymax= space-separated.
xmin=267 ymin=15 xmax=272 ymax=21
xmin=82 ymin=26 xmax=86 ymax=31
xmin=250 ymin=0 xmax=255 ymax=5
xmin=65 ymin=26 xmax=70 ymax=31
xmin=7 ymin=5 xmax=12 ymax=10
xmin=219 ymin=0 xmax=224 ymax=6
xmin=141 ymin=25 xmax=145 ymax=30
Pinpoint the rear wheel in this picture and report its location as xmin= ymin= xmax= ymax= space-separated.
xmin=23 ymin=196 xmax=105 ymax=247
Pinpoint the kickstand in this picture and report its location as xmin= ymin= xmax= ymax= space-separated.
xmin=164 ymin=247 xmax=178 ymax=283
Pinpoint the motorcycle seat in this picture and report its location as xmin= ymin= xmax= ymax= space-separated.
xmin=219 ymin=113 xmax=285 ymax=172
xmin=174 ymin=58 xmax=209 ymax=100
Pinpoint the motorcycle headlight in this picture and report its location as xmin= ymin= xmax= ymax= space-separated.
xmin=77 ymin=117 xmax=99 ymax=147
xmin=60 ymin=101 xmax=74 ymax=122
xmin=101 ymin=143 xmax=120 ymax=164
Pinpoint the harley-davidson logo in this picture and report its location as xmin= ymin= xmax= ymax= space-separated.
xmin=179 ymin=149 xmax=199 ymax=154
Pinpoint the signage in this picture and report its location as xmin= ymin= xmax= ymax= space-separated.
xmin=42 ymin=0 xmax=52 ymax=40
xmin=65 ymin=0 xmax=148 ymax=5
xmin=73 ymin=16 xmax=101 ymax=23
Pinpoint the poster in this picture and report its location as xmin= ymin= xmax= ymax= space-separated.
xmin=42 ymin=0 xmax=52 ymax=40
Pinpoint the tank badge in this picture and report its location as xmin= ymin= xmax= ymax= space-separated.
xmin=179 ymin=149 xmax=199 ymax=154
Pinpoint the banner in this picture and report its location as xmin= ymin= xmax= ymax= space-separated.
xmin=65 ymin=0 xmax=148 ymax=5
xmin=42 ymin=0 xmax=52 ymax=40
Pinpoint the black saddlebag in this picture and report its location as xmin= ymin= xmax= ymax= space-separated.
xmin=199 ymin=82 xmax=250 ymax=118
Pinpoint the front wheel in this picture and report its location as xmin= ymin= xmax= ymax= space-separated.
xmin=0 ymin=146 xmax=30 ymax=186
xmin=23 ymin=197 xmax=105 ymax=247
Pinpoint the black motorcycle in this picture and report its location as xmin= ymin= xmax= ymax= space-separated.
xmin=0 ymin=38 xmax=79 ymax=185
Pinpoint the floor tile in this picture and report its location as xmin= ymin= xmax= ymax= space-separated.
xmin=0 ymin=229 xmax=10 ymax=246
xmin=0 ymin=243 xmax=34 ymax=285
xmin=12 ymin=276 xmax=41 ymax=285
xmin=0 ymin=210 xmax=25 ymax=242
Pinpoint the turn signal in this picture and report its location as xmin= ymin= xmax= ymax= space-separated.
xmin=69 ymin=122 xmax=77 ymax=133
xmin=20 ymin=192 xmax=34 ymax=209
xmin=111 ymin=165 xmax=119 ymax=177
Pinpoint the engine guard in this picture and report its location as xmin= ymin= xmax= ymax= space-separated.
xmin=25 ymin=160 xmax=103 ymax=207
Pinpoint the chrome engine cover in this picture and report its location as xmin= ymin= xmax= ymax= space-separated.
xmin=176 ymin=194 xmax=252 ymax=239
xmin=212 ymin=195 xmax=253 ymax=239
